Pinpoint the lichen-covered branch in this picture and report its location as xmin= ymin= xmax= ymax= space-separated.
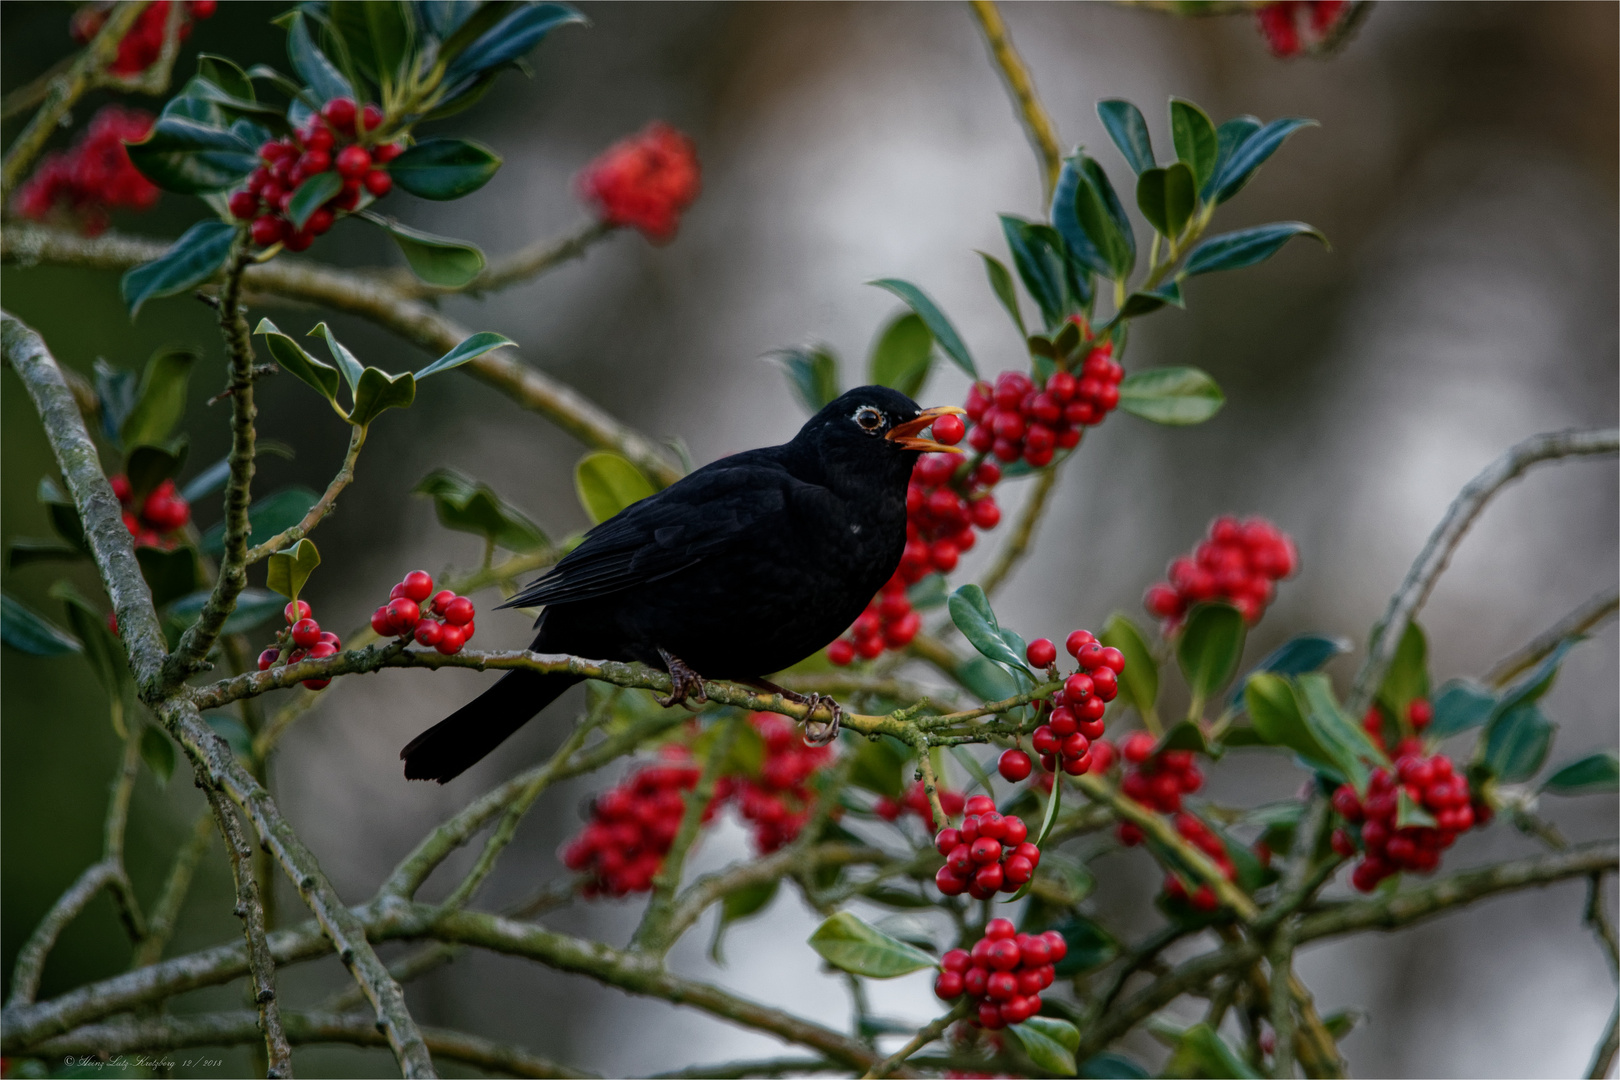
xmin=1349 ymin=427 xmax=1619 ymax=715
xmin=4 ymin=862 xmax=124 ymax=1009
xmin=967 ymin=0 xmax=1063 ymax=199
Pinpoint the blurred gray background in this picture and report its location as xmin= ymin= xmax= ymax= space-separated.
xmin=3 ymin=2 xmax=1616 ymax=1076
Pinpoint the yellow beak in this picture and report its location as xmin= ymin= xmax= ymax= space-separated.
xmin=885 ymin=405 xmax=968 ymax=453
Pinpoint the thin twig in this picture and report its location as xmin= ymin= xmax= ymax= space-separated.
xmin=1588 ymin=997 xmax=1619 ymax=1080
xmin=966 ymin=0 xmax=1063 ymax=199
xmin=398 ymin=220 xmax=614 ymax=297
xmin=5 ymin=862 xmax=123 ymax=1008
xmin=1588 ymin=873 xmax=1619 ymax=977
xmin=862 ymin=1003 xmax=965 ymax=1079
xmin=1348 ymin=427 xmax=1619 ymax=716
xmin=131 ymin=809 xmax=215 ymax=968
xmin=1486 ymin=588 xmax=1620 ymax=688
xmin=244 ymin=424 xmax=366 ymax=563
xmin=978 ymin=466 xmax=1060 ymax=598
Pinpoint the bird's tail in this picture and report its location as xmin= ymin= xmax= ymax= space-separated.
xmin=400 ymin=667 xmax=582 ymax=784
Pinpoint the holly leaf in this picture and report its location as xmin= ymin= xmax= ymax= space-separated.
xmin=125 ymin=440 xmax=189 ymax=506
xmin=121 ymin=222 xmax=236 ymax=317
xmin=1097 ymin=99 xmax=1154 ymax=174
xmin=1541 ymin=751 xmax=1619 ymax=796
xmin=265 ymin=538 xmax=320 ymax=602
xmin=868 ymin=279 xmax=976 ymax=379
xmin=1007 ymin=1016 xmax=1080 ymax=1076
xmin=120 ymin=348 xmax=197 ymax=448
xmin=124 ymin=117 xmax=257 ymax=194
xmin=979 ymin=252 xmax=1026 ymax=336
xmin=1481 ymin=703 xmax=1555 ymax=783
xmin=1244 ymin=672 xmax=1338 ymax=775
xmin=1000 ymin=216 xmax=1069 ymax=330
xmin=948 ymin=584 xmax=1032 ymax=676
xmin=1047 ymin=915 xmax=1118 ymax=977
xmin=165 ymin=587 xmax=284 ymax=636
xmin=575 ymin=452 xmax=657 ymax=525
xmin=1177 ymin=602 xmax=1246 ymax=709
xmin=441 ymin=2 xmax=586 ymax=87
xmin=363 ymin=213 xmax=487 ymax=287
xmin=710 ymin=878 xmax=779 ymax=964
xmin=773 ymin=345 xmax=841 ymax=414
xmin=1182 ymin=222 xmax=1327 ymax=277
xmin=1161 ymin=1023 xmax=1260 ymax=1079
xmin=1229 ymin=633 xmax=1349 ymax=706
xmin=136 ymin=546 xmax=202 ymax=609
xmin=390 ymin=138 xmax=504 ymax=200
xmin=140 ymin=725 xmax=176 ymax=787
xmin=1101 ymin=611 xmax=1158 ymax=721
xmin=348 ymin=366 xmax=416 ymax=428
xmin=413 ymin=468 xmax=548 ymax=552
xmin=200 ymin=486 xmax=319 ymax=557
xmin=1427 ymin=678 xmax=1497 ymax=737
xmin=285 ymin=10 xmax=355 ymax=102
xmin=1 ymin=592 xmax=82 ymax=656
xmin=1118 ymin=367 xmax=1224 ymax=425
xmin=1376 ymin=620 xmax=1430 ymax=720
xmin=1169 ymin=98 xmax=1219 ymax=188
xmin=286 ymin=172 xmax=344 ymax=230
xmin=867 ymin=312 xmax=934 ymax=399
xmin=1208 ymin=117 xmax=1316 ymax=204
xmin=807 ymin=911 xmax=935 ymax=978
xmin=254 ymin=318 xmax=342 ymax=407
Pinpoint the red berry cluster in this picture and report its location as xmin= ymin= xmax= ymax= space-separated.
xmin=826 ymin=571 xmax=923 ymax=665
xmin=934 ymin=919 xmax=1067 ymax=1030
xmin=903 ymin=453 xmax=1001 ymax=579
xmin=1026 ymin=631 xmax=1122 ymax=777
xmin=14 ymin=106 xmax=158 ymax=235
xmin=874 ymin=781 xmax=966 ymax=829
xmin=1162 ymin=812 xmax=1238 ymax=912
xmin=256 ymin=599 xmax=342 ymax=690
xmin=109 ymin=474 xmax=189 ymax=548
xmin=1255 ymin=0 xmax=1350 ymax=58
xmin=71 ymin=1 xmax=217 ymax=75
xmin=1331 ymin=753 xmax=1480 ymax=892
xmin=1143 ymin=515 xmax=1298 ymax=629
xmin=369 ymin=571 xmax=476 ymax=654
xmin=933 ymin=795 xmax=1040 ymax=899
xmin=715 ymin=713 xmax=834 ymax=853
xmin=561 ymin=746 xmax=711 ymax=896
xmin=576 ymin=122 xmax=701 ymax=244
xmin=1116 ymin=732 xmax=1204 ymax=823
xmin=964 ymin=341 xmax=1123 ymax=468
xmin=230 ymin=98 xmax=401 ymax=252
xmin=1362 ymin=698 xmax=1433 ymax=755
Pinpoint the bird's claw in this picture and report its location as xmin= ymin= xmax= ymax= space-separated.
xmin=798 ymin=692 xmax=843 ymax=746
xmin=656 ymin=649 xmax=708 ymax=709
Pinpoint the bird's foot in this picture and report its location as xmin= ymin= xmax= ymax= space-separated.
xmin=656 ymin=648 xmax=708 ymax=709
xmin=744 ymin=678 xmax=843 ymax=746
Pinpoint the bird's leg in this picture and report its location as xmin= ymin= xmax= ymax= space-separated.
xmin=743 ymin=678 xmax=844 ymax=747
xmin=656 ymin=648 xmax=708 ymax=709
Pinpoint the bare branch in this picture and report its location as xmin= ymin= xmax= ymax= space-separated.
xmin=966 ymin=0 xmax=1063 ymax=199
xmin=131 ymin=808 xmax=214 ymax=969
xmin=863 ymin=1003 xmax=965 ymax=1079
xmin=245 ymin=424 xmax=366 ymax=564
xmin=5 ymin=862 xmax=123 ymax=1009
xmin=979 ymin=465 xmax=1060 ymax=599
xmin=1486 ymin=588 xmax=1620 ymax=688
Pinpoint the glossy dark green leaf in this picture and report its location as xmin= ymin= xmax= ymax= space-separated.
xmin=7 ymin=539 xmax=82 ymax=568
xmin=286 ymin=172 xmax=344 ymax=230
xmin=710 ymin=877 xmax=779 ymax=963
xmin=120 ymin=348 xmax=197 ymax=448
xmin=200 ymin=486 xmax=320 ymax=557
xmin=94 ymin=359 xmax=140 ymax=444
xmin=1101 ymin=611 xmax=1158 ymax=721
xmin=1496 ymin=638 xmax=1577 ymax=715
xmin=1244 ymin=672 xmax=1337 ymax=772
xmin=141 ymin=725 xmax=176 ymax=786
xmin=1082 ymin=156 xmax=1135 ymax=274
xmin=866 ymin=313 xmax=934 ymax=399
xmin=442 ymin=3 xmax=586 ymax=86
xmin=1377 ymin=620 xmax=1430 ymax=719
xmin=331 ymin=0 xmax=414 ymax=85
xmin=958 ymin=656 xmax=1017 ymax=702
xmin=125 ymin=117 xmax=257 ymax=194
xmin=1135 ymin=162 xmax=1196 ymax=241
xmin=1161 ymin=1023 xmax=1260 ymax=1079
xmin=1210 ymin=117 xmax=1316 ymax=204
xmin=166 ymin=587 xmax=284 ymax=636
xmin=413 ymin=467 xmax=548 ymax=552
xmin=120 ymin=222 xmax=236 ymax=317
xmin=125 ymin=440 xmax=189 ymax=505
xmin=1117 ymin=366 xmax=1224 ymax=425
xmin=1427 ymin=678 xmax=1497 ymax=737
xmin=416 ymin=0 xmax=478 ymax=39
xmin=979 ymin=252 xmax=1025 ymax=336
xmin=254 ymin=318 xmax=342 ymax=405
xmin=1169 ymin=99 xmax=1219 ymax=188
xmin=774 ymin=345 xmax=841 ymax=414
xmin=415 ymin=330 xmax=516 ymax=379
xmin=1541 ymin=751 xmax=1619 ymax=796
xmin=1115 ymin=290 xmax=1172 ymax=319
xmin=1051 ymin=154 xmax=1109 ymax=279
xmin=1000 ymin=216 xmax=1068 ymax=330
xmin=1230 ymin=633 xmax=1349 ymax=706
xmin=1097 ymin=99 xmax=1154 ymax=174
xmin=349 ymin=366 xmax=417 ymax=428
xmin=136 ymin=546 xmax=202 ymax=609
xmin=948 ymin=585 xmax=1031 ymax=676
xmin=1072 ymin=162 xmax=1132 ymax=280
xmin=286 ymin=11 xmax=355 ymax=101
xmin=197 ymin=54 xmax=254 ymax=100
xmin=1482 ymin=703 xmax=1555 ymax=783
xmin=305 ymin=322 xmax=365 ymax=396
xmin=1177 ymin=602 xmax=1246 ymax=709
xmin=266 ymin=538 xmax=321 ymax=602
xmin=389 ymin=138 xmax=503 ymax=200
xmin=1205 ymin=115 xmax=1261 ymax=201
xmin=1396 ymin=787 xmax=1437 ymax=829
xmin=1 ymin=592 xmax=82 ymax=656
xmin=575 ymin=452 xmax=657 ymax=525
xmin=1296 ymin=672 xmax=1388 ymax=791
xmin=807 ymin=911 xmax=935 ymax=978
xmin=363 ymin=213 xmax=487 ymax=287
xmin=1008 ymin=1016 xmax=1079 ymax=1076
xmin=1078 ymin=1052 xmax=1149 ymax=1079
xmin=1184 ymin=222 xmax=1328 ymax=279
xmin=868 ymin=279 xmax=976 ymax=379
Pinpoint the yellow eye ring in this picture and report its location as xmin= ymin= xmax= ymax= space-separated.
xmin=854 ymin=406 xmax=884 ymax=431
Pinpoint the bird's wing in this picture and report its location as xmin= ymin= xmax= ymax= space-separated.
xmin=501 ymin=453 xmax=822 ymax=609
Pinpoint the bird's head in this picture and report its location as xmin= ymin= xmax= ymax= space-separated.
xmin=792 ymin=385 xmax=966 ymax=488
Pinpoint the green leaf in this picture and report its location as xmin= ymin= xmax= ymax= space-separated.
xmin=1000 ymin=216 xmax=1068 ymax=329
xmin=958 ymin=656 xmax=1017 ymax=702
xmin=574 ymin=452 xmax=657 ymax=525
xmin=1117 ymin=366 xmax=1224 ymax=425
xmin=1135 ymin=162 xmax=1195 ymax=240
xmin=285 ymin=11 xmax=355 ymax=102
xmin=1541 ymin=751 xmax=1619 ymax=796
xmin=1377 ymin=621 xmax=1430 ymax=721
xmin=389 ymin=138 xmax=504 ymax=200
xmin=95 ymin=359 xmax=140 ymax=444
xmin=1049 ymin=915 xmax=1116 ymax=976
xmin=710 ymin=878 xmax=779 ymax=963
xmin=415 ymin=330 xmax=515 ymax=381
xmin=286 ymin=171 xmax=344 ymax=230
xmin=413 ymin=468 xmax=548 ymax=553
xmin=125 ymin=440 xmax=189 ymax=506
xmin=847 ymin=733 xmax=909 ymax=799
xmin=38 ymin=478 xmax=86 ymax=553
xmin=1244 ymin=672 xmax=1338 ymax=773
xmin=1051 ymin=154 xmax=1109 ymax=280
xmin=950 ymin=746 xmax=996 ymax=799
xmin=979 ymin=252 xmax=1026 ymax=337
xmin=48 ymin=581 xmax=130 ymax=702
xmin=254 ymin=318 xmax=342 ymax=406
xmin=197 ymin=54 xmax=255 ymax=101
xmin=1161 ymin=1022 xmax=1260 ymax=1079
xmin=180 ymin=455 xmax=232 ymax=503
xmin=306 ymin=322 xmax=365 ymax=396
xmin=1396 ymin=787 xmax=1437 ymax=829
xmin=442 ymin=3 xmax=586 ymax=87
xmin=200 ymin=486 xmax=320 ymax=557
xmin=136 ymin=546 xmax=202 ymax=609
xmin=1101 ymin=612 xmax=1158 ymax=721
xmin=166 ymin=587 xmax=284 ymax=636
xmin=1009 ymin=1016 xmax=1080 ymax=1076
xmin=141 ymin=725 xmax=176 ymax=787
xmin=207 ymin=714 xmax=254 ymax=761
xmin=1 ymin=592 xmax=83 ymax=656
xmin=1176 ymin=602 xmax=1246 ymax=709
xmin=1427 ymin=678 xmax=1497 ymax=737
xmin=1482 ymin=703 xmax=1555 ymax=783
xmin=948 ymin=584 xmax=1031 ymax=676
xmin=1155 ymin=721 xmax=1211 ymax=757
xmin=773 ymin=345 xmax=842 ymax=414
xmin=869 ymin=279 xmax=977 ymax=379
xmin=866 ymin=313 xmax=934 ymax=399
xmin=330 ymin=0 xmax=414 ymax=86
xmin=1496 ymin=638 xmax=1577 ymax=715
xmin=1205 ymin=116 xmax=1261 ymax=201
xmin=1209 ymin=117 xmax=1316 ymax=204
xmin=7 ymin=539 xmax=83 ymax=569
xmin=1183 ymin=222 xmax=1327 ymax=277
xmin=1097 ymin=99 xmax=1154 ymax=174
xmin=120 ymin=348 xmax=197 ymax=448
xmin=265 ymin=538 xmax=321 ymax=602
xmin=1230 ymin=633 xmax=1349 ymax=706
xmin=349 ymin=366 xmax=416 ymax=428
xmin=1073 ymin=163 xmax=1133 ymax=280
xmin=806 ymin=911 xmax=935 ymax=978
xmin=1004 ymin=780 xmax=1062 ymax=901
xmin=1296 ymin=672 xmax=1389 ymax=791
xmin=364 ymin=214 xmax=487 ymax=287
xmin=124 ymin=117 xmax=257 ymax=194
xmin=1169 ymin=99 xmax=1219 ymax=188
xmin=120 ymin=222 xmax=236 ymax=317
xmin=1078 ymin=1052 xmax=1149 ymax=1079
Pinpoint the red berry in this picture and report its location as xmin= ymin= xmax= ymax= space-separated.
xmin=1408 ymin=698 xmax=1433 ymax=729
xmin=986 ymin=971 xmax=1018 ymax=1000
xmin=361 ymin=103 xmax=384 ymax=130
xmin=1065 ymin=629 xmax=1096 ymax=658
xmin=306 ymin=208 xmax=335 ymax=235
xmin=935 ymin=828 xmax=963 ymax=856
xmin=827 ymin=638 xmax=855 ymax=665
xmin=1122 ymin=731 xmax=1156 ymax=763
xmin=1064 ymin=672 xmax=1094 ymax=701
xmin=257 ymin=648 xmax=279 ymax=671
xmin=1090 ymin=667 xmax=1118 ymax=701
xmin=930 ymin=413 xmax=965 ymax=445
xmin=250 ymin=215 xmax=285 ymax=246
xmin=1002 ymin=816 xmax=1028 ymax=845
xmin=297 ymin=149 xmax=331 ymax=175
xmin=444 ymin=596 xmax=475 ymax=625
xmin=965 ymin=795 xmax=996 ymax=815
xmin=398 ymin=570 xmax=433 ymax=602
xmin=934 ymin=970 xmax=965 ymax=999
xmin=998 ymin=749 xmax=1032 ymax=783
xmin=970 ymin=837 xmax=1002 ymax=864
xmin=436 ymin=623 xmax=466 ymax=655
xmin=934 ymin=866 xmax=967 ymax=896
xmin=942 ymin=948 xmax=971 ymax=972
xmin=986 ymin=938 xmax=1021 ymax=971
xmin=985 ymin=917 xmax=1016 ymax=939
xmin=1026 ymin=638 xmax=1057 ymax=668
xmin=228 ymin=190 xmax=259 ymax=219
xmin=414 ymin=620 xmax=443 ymax=647
xmin=385 ymin=598 xmax=420 ymax=633
xmin=290 ymin=618 xmax=322 ymax=649
xmin=321 ymin=98 xmax=357 ymax=132
xmin=1002 ymin=854 xmax=1034 ymax=885
xmin=375 ymin=141 xmax=405 ymax=163
xmin=363 ymin=169 xmax=393 ymax=197
xmin=284 ymin=228 xmax=314 ymax=252
xmin=336 ymin=144 xmax=372 ymax=179
xmin=370 ymin=606 xmax=392 ymax=636
xmin=972 ymin=862 xmax=1005 ymax=893
xmin=284 ymin=600 xmax=312 ymax=625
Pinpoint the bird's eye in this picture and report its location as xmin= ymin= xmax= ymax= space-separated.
xmin=853 ymin=406 xmax=884 ymax=432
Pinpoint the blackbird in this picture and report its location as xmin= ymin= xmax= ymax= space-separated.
xmin=401 ymin=386 xmax=965 ymax=783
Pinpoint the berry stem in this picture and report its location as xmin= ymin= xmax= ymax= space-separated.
xmin=976 ymin=458 xmax=1060 ymax=599
xmin=860 ymin=999 xmax=968 ymax=1080
xmin=244 ymin=424 xmax=367 ymax=564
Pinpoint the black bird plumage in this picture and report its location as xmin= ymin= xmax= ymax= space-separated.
xmin=401 ymin=386 xmax=964 ymax=783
